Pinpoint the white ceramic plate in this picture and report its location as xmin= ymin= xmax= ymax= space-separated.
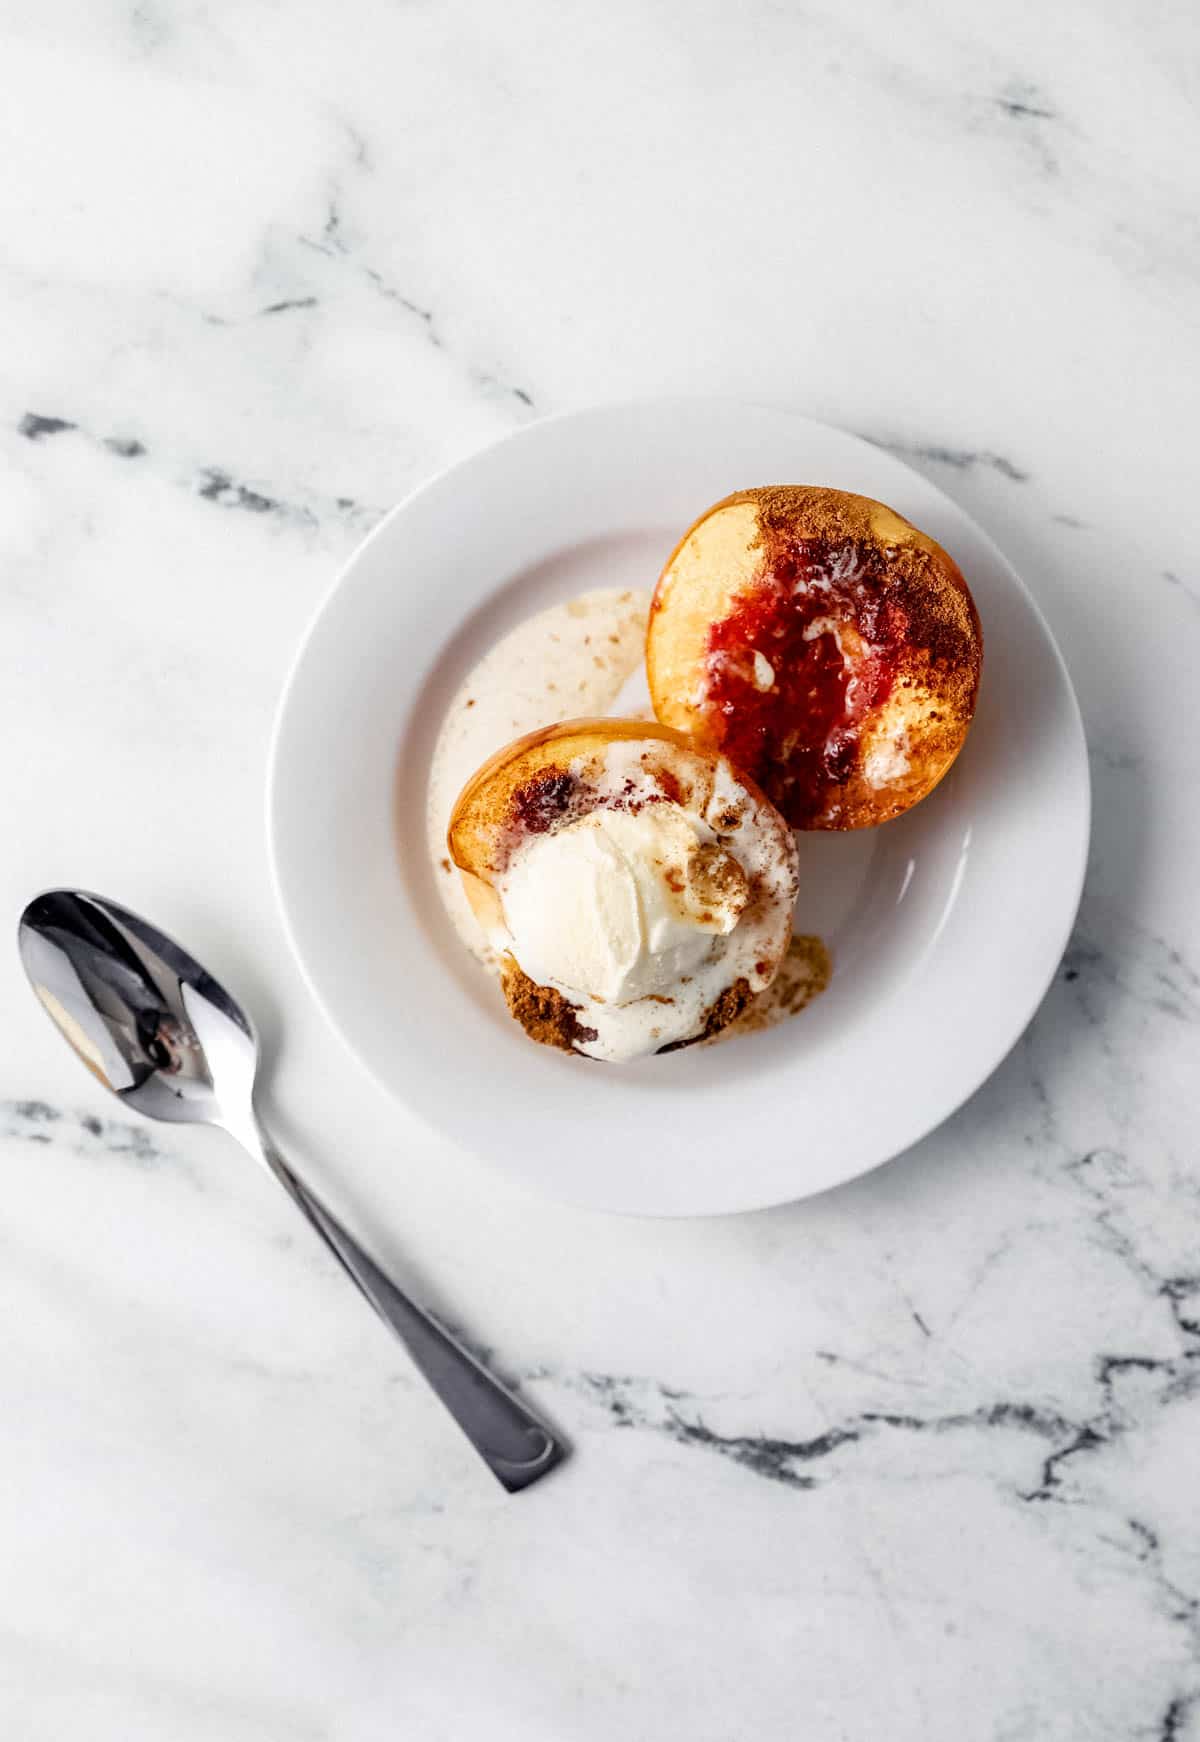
xmin=268 ymin=401 xmax=1089 ymax=1217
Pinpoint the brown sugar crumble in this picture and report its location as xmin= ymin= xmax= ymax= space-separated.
xmin=501 ymin=961 xmax=598 ymax=1054
xmin=690 ymin=843 xmax=749 ymax=914
xmin=704 ymin=977 xmax=755 ymax=1035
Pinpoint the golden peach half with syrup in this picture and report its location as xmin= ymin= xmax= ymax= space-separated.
xmin=646 ymin=486 xmax=983 ymax=829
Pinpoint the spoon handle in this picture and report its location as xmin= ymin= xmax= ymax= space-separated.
xmin=252 ymin=1127 xmax=567 ymax=1493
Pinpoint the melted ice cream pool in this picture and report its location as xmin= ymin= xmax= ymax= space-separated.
xmin=426 ymin=588 xmax=651 ymax=966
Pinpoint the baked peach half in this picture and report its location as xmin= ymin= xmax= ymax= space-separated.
xmin=646 ymin=486 xmax=982 ymax=829
xmin=447 ymin=719 xmax=799 ymax=1062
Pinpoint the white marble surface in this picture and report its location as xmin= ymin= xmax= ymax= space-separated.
xmin=2 ymin=2 xmax=1199 ymax=1736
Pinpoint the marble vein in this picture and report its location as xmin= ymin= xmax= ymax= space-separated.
xmin=1 ymin=1096 xmax=183 ymax=1170
xmin=13 ymin=407 xmax=384 ymax=533
xmin=861 ymin=430 xmax=1031 ymax=482
xmin=296 ymin=129 xmax=537 ymax=415
xmin=1163 ymin=571 xmax=1200 ymax=614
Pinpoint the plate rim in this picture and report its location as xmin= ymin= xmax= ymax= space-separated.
xmin=266 ymin=397 xmax=1091 ymax=1217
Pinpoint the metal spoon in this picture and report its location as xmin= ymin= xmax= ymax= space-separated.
xmin=17 ymin=889 xmax=566 ymax=1493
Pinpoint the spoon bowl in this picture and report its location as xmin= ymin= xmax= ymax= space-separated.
xmin=19 ymin=890 xmax=256 ymax=1131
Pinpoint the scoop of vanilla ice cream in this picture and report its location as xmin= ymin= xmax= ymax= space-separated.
xmin=499 ymin=806 xmax=746 ymax=1006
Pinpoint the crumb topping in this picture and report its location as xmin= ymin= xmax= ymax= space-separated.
xmin=501 ymin=960 xmax=598 ymax=1053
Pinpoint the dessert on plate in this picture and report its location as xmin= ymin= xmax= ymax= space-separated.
xmin=646 ymin=486 xmax=982 ymax=828
xmin=447 ymin=720 xmax=800 ymax=1061
xmin=427 ymin=485 xmax=980 ymax=1062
